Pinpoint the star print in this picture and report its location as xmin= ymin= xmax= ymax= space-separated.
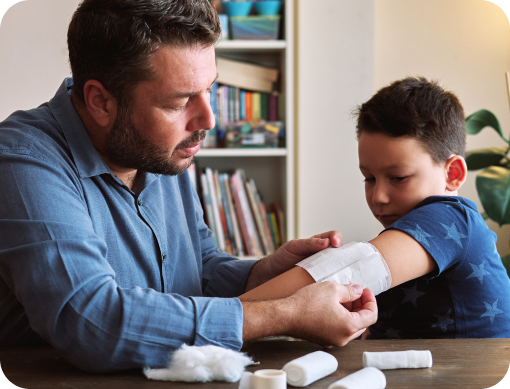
xmin=403 ymin=224 xmax=433 ymax=248
xmin=432 ymin=309 xmax=454 ymax=332
xmin=480 ymin=299 xmax=503 ymax=324
xmin=385 ymin=327 xmax=401 ymax=339
xmin=466 ymin=262 xmax=491 ymax=284
xmin=401 ymin=282 xmax=427 ymax=307
xmin=440 ymin=222 xmax=467 ymax=248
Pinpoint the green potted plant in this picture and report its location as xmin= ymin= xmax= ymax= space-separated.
xmin=465 ymin=109 xmax=510 ymax=274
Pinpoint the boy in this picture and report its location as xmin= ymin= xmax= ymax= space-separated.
xmin=240 ymin=77 xmax=510 ymax=339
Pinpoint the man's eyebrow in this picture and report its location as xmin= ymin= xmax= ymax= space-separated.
xmin=172 ymin=73 xmax=219 ymax=99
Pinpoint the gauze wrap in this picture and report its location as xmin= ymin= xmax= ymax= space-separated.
xmin=296 ymin=242 xmax=392 ymax=296
xmin=363 ymin=350 xmax=433 ymax=370
xmin=327 ymin=367 xmax=386 ymax=389
xmin=282 ymin=351 xmax=338 ymax=387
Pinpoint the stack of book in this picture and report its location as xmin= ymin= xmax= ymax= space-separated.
xmin=198 ymin=168 xmax=285 ymax=257
xmin=203 ymin=58 xmax=283 ymax=148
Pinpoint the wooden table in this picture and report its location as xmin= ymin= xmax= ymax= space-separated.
xmin=1 ymin=339 xmax=509 ymax=388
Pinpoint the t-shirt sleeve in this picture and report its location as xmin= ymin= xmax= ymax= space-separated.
xmin=386 ymin=199 xmax=470 ymax=277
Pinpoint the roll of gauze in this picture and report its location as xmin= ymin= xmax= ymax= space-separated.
xmin=239 ymin=371 xmax=254 ymax=389
xmin=327 ymin=367 xmax=386 ymax=389
xmin=363 ymin=350 xmax=433 ymax=370
xmin=282 ymin=351 xmax=338 ymax=387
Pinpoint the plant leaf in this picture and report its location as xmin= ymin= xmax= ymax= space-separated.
xmin=476 ymin=166 xmax=510 ymax=226
xmin=501 ymin=254 xmax=510 ymax=278
xmin=465 ymin=147 xmax=507 ymax=170
xmin=466 ymin=109 xmax=504 ymax=141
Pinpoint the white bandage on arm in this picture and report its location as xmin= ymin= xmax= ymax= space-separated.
xmin=296 ymin=241 xmax=392 ymax=296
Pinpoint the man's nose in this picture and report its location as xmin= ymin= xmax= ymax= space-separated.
xmin=192 ymin=92 xmax=216 ymax=132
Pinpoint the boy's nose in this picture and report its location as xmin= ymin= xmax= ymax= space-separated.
xmin=372 ymin=183 xmax=390 ymax=204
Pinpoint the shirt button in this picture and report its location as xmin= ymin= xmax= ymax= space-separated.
xmin=137 ymin=199 xmax=142 ymax=206
xmin=162 ymin=254 xmax=167 ymax=262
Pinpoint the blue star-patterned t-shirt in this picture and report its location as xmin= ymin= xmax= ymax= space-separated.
xmin=368 ymin=196 xmax=510 ymax=339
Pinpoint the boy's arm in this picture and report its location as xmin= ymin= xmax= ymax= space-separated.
xmin=239 ymin=229 xmax=437 ymax=301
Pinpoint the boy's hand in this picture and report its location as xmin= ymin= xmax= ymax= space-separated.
xmin=245 ymin=230 xmax=342 ymax=290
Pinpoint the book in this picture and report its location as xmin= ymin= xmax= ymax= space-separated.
xmin=269 ymin=91 xmax=278 ymax=122
xmin=203 ymin=82 xmax=218 ymax=148
xmin=216 ymin=58 xmax=278 ymax=93
xmin=240 ymin=90 xmax=246 ymax=120
xmin=245 ymin=92 xmax=253 ymax=121
xmin=229 ymin=174 xmax=254 ymax=256
xmin=245 ymin=179 xmax=272 ymax=255
xmin=200 ymin=171 xmax=217 ymax=246
xmin=213 ymin=170 xmax=232 ymax=255
xmin=267 ymin=211 xmax=280 ymax=248
xmin=205 ymin=168 xmax=226 ymax=252
xmin=271 ymin=203 xmax=286 ymax=244
xmin=221 ymin=173 xmax=245 ymax=257
xmin=252 ymin=93 xmax=261 ymax=120
xmin=260 ymin=92 xmax=268 ymax=121
xmin=231 ymin=170 xmax=263 ymax=256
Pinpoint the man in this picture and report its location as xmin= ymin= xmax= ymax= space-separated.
xmin=0 ymin=0 xmax=377 ymax=372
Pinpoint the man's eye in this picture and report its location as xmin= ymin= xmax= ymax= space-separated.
xmin=170 ymin=102 xmax=188 ymax=111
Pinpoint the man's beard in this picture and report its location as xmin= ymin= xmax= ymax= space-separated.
xmin=104 ymin=107 xmax=206 ymax=176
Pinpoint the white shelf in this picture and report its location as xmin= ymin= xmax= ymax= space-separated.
xmin=216 ymin=40 xmax=286 ymax=51
xmin=197 ymin=148 xmax=287 ymax=157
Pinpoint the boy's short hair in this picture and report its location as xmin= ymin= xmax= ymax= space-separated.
xmin=355 ymin=77 xmax=466 ymax=163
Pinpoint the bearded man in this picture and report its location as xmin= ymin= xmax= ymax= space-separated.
xmin=0 ymin=0 xmax=377 ymax=372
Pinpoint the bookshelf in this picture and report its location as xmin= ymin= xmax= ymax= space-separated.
xmin=195 ymin=0 xmax=294 ymax=251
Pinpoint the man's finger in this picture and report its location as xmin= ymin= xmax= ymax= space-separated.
xmin=329 ymin=282 xmax=364 ymax=303
xmin=310 ymin=231 xmax=342 ymax=247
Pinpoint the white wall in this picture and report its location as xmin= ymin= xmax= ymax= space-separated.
xmin=374 ymin=0 xmax=510 ymax=252
xmin=0 ymin=0 xmax=80 ymax=121
xmin=296 ymin=0 xmax=376 ymax=241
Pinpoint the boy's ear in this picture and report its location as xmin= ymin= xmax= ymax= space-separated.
xmin=82 ymin=80 xmax=118 ymax=128
xmin=445 ymin=155 xmax=467 ymax=192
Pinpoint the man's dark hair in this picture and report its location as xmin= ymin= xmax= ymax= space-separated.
xmin=355 ymin=77 xmax=466 ymax=163
xmin=68 ymin=0 xmax=220 ymax=107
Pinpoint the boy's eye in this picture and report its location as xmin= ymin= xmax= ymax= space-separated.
xmin=363 ymin=177 xmax=375 ymax=183
xmin=392 ymin=176 xmax=408 ymax=183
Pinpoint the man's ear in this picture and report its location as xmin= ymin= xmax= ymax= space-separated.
xmin=445 ymin=155 xmax=467 ymax=192
xmin=82 ymin=80 xmax=117 ymax=128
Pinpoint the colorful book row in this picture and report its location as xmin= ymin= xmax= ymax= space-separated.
xmin=198 ymin=168 xmax=284 ymax=257
xmin=204 ymin=83 xmax=283 ymax=148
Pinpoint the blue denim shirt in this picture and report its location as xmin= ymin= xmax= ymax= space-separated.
xmin=0 ymin=78 xmax=257 ymax=372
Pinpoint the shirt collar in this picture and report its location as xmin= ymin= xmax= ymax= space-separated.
xmin=48 ymin=78 xmax=112 ymax=178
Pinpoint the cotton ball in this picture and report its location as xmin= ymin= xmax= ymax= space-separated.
xmin=144 ymin=344 xmax=253 ymax=383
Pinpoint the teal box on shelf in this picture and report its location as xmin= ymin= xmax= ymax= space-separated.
xmin=229 ymin=15 xmax=280 ymax=40
xmin=225 ymin=121 xmax=282 ymax=148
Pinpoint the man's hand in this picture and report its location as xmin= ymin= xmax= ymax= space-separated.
xmin=242 ymin=283 xmax=377 ymax=347
xmin=245 ymin=230 xmax=342 ymax=291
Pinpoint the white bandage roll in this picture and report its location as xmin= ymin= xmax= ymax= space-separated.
xmin=363 ymin=350 xmax=433 ymax=370
xmin=238 ymin=371 xmax=254 ymax=389
xmin=253 ymin=370 xmax=286 ymax=389
xmin=296 ymin=242 xmax=392 ymax=296
xmin=327 ymin=367 xmax=386 ymax=389
xmin=282 ymin=351 xmax=338 ymax=387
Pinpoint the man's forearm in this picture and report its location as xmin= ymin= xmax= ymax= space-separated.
xmin=240 ymin=283 xmax=378 ymax=347
xmin=242 ymin=298 xmax=295 ymax=341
